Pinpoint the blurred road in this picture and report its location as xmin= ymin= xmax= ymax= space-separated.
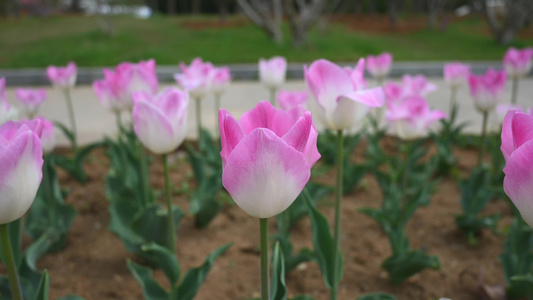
xmin=4 ymin=78 xmax=533 ymax=146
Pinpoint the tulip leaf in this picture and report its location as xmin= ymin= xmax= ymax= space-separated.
xmin=32 ymin=270 xmax=50 ymax=300
xmin=54 ymin=140 xmax=105 ymax=183
xmin=53 ymin=121 xmax=76 ymax=148
xmin=127 ymin=259 xmax=169 ymax=300
xmin=382 ymin=251 xmax=441 ymax=285
xmin=141 ymin=242 xmax=181 ymax=286
xmin=271 ymin=242 xmax=287 ymax=300
xmin=303 ymin=190 xmax=343 ymax=289
xmin=357 ymin=293 xmax=398 ymax=300
xmin=185 ymin=130 xmax=223 ymax=228
xmin=176 ymin=243 xmax=232 ymax=300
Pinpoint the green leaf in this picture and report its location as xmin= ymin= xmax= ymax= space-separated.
xmin=53 ymin=121 xmax=76 ymax=146
xmin=32 ymin=270 xmax=50 ymax=300
xmin=357 ymin=293 xmax=398 ymax=300
xmin=303 ymin=190 xmax=343 ymax=289
xmin=127 ymin=260 xmax=169 ymax=300
xmin=141 ymin=242 xmax=181 ymax=286
xmin=271 ymin=242 xmax=287 ymax=300
xmin=176 ymin=243 xmax=232 ymax=300
xmin=382 ymin=251 xmax=441 ymax=285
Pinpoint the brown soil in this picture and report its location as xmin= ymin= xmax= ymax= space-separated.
xmin=31 ymin=137 xmax=513 ymax=300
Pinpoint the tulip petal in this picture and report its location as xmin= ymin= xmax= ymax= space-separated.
xmin=223 ymin=128 xmax=310 ymax=218
xmin=219 ymin=109 xmax=245 ymax=165
xmin=504 ymin=139 xmax=533 ymax=227
xmin=0 ymin=130 xmax=43 ymax=224
xmin=512 ymin=113 xmax=533 ymax=150
xmin=501 ymin=110 xmax=519 ymax=161
xmin=133 ymin=101 xmax=176 ymax=154
xmin=282 ymin=112 xmax=312 ymax=153
xmin=239 ymin=101 xmax=299 ymax=137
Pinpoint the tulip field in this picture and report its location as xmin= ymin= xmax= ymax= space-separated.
xmin=1 ymin=49 xmax=533 ymax=300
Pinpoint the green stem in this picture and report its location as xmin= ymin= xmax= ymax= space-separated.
xmin=449 ymin=86 xmax=457 ymax=119
xmin=511 ymin=77 xmax=519 ymax=105
xmin=138 ymin=141 xmax=150 ymax=207
xmin=163 ymin=154 xmax=176 ymax=254
xmin=196 ymin=97 xmax=202 ymax=143
xmin=0 ymin=224 xmax=23 ymax=300
xmin=63 ymin=88 xmax=78 ymax=152
xmin=478 ymin=111 xmax=488 ymax=166
xmin=260 ymin=218 xmax=269 ymax=300
xmin=214 ymin=94 xmax=221 ymax=141
xmin=269 ymin=88 xmax=277 ymax=106
xmin=42 ymin=156 xmax=55 ymax=226
xmin=331 ymin=130 xmax=344 ymax=300
xmin=115 ymin=111 xmax=123 ymax=140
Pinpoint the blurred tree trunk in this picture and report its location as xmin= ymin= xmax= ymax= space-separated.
xmin=69 ymin=0 xmax=82 ymax=12
xmin=167 ymin=0 xmax=176 ymax=15
xmin=218 ymin=0 xmax=228 ymax=22
xmin=191 ymin=0 xmax=201 ymax=14
xmin=236 ymin=0 xmax=283 ymax=44
xmin=427 ymin=0 xmax=447 ymax=29
xmin=368 ymin=0 xmax=376 ymax=14
xmin=145 ymin=0 xmax=158 ymax=13
xmin=285 ymin=0 xmax=328 ymax=46
xmin=387 ymin=0 xmax=398 ymax=27
xmin=354 ymin=0 xmax=363 ymax=14
xmin=483 ymin=0 xmax=533 ymax=44
xmin=412 ymin=0 xmax=424 ymax=13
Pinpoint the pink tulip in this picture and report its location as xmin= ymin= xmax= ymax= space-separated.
xmin=0 ymin=120 xmax=44 ymax=224
xmin=36 ymin=117 xmax=55 ymax=154
xmin=444 ymin=62 xmax=470 ymax=88
xmin=366 ymin=52 xmax=393 ymax=78
xmin=132 ymin=87 xmax=188 ymax=154
xmin=468 ymin=69 xmax=507 ymax=113
xmin=259 ymin=56 xmax=287 ymax=89
xmin=46 ymin=62 xmax=77 ymax=89
xmin=276 ymin=90 xmax=308 ymax=111
xmin=344 ymin=58 xmax=368 ymax=91
xmin=497 ymin=103 xmax=524 ymax=123
xmin=0 ymin=78 xmax=19 ymax=125
xmin=174 ymin=58 xmax=215 ymax=99
xmin=501 ymin=110 xmax=533 ymax=227
xmin=211 ymin=67 xmax=231 ymax=95
xmin=386 ymin=95 xmax=446 ymax=140
xmin=219 ymin=101 xmax=320 ymax=218
xmin=503 ymin=47 xmax=533 ymax=77
xmin=15 ymin=88 xmax=47 ymax=117
xmin=384 ymin=75 xmax=437 ymax=108
xmin=304 ymin=59 xmax=384 ymax=130
xmin=94 ymin=59 xmax=158 ymax=112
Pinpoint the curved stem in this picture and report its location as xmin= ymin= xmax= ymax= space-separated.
xmin=43 ymin=156 xmax=55 ymax=225
xmin=269 ymin=88 xmax=277 ymax=106
xmin=63 ymin=88 xmax=78 ymax=152
xmin=163 ymin=154 xmax=176 ymax=254
xmin=138 ymin=142 xmax=150 ymax=207
xmin=331 ymin=130 xmax=344 ymax=300
xmin=0 ymin=224 xmax=23 ymax=300
xmin=115 ymin=111 xmax=123 ymax=140
xmin=449 ymin=87 xmax=457 ymax=119
xmin=260 ymin=218 xmax=269 ymax=300
xmin=196 ymin=97 xmax=203 ymax=143
xmin=215 ymin=94 xmax=221 ymax=141
xmin=478 ymin=111 xmax=488 ymax=166
xmin=511 ymin=77 xmax=519 ymax=105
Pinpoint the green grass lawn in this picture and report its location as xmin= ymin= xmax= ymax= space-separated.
xmin=0 ymin=14 xmax=532 ymax=68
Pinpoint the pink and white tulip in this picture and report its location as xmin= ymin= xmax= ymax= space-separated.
xmin=94 ymin=59 xmax=159 ymax=112
xmin=468 ymin=69 xmax=507 ymax=113
xmin=503 ymin=47 xmax=533 ymax=78
xmin=501 ymin=110 xmax=533 ymax=227
xmin=259 ymin=56 xmax=287 ymax=89
xmin=132 ymin=87 xmax=188 ymax=154
xmin=15 ymin=88 xmax=47 ymax=117
xmin=276 ymin=90 xmax=308 ymax=111
xmin=384 ymin=74 xmax=437 ymax=107
xmin=345 ymin=58 xmax=368 ymax=91
xmin=219 ymin=101 xmax=320 ymax=218
xmin=305 ymin=59 xmax=384 ymax=130
xmin=0 ymin=120 xmax=44 ymax=224
xmin=37 ymin=117 xmax=55 ymax=154
xmin=366 ymin=52 xmax=393 ymax=78
xmin=211 ymin=67 xmax=231 ymax=96
xmin=46 ymin=62 xmax=77 ymax=89
xmin=444 ymin=62 xmax=470 ymax=88
xmin=386 ymin=95 xmax=446 ymax=140
xmin=174 ymin=58 xmax=215 ymax=99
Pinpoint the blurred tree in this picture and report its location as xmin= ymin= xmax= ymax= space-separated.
xmin=284 ymin=0 xmax=328 ymax=46
xmin=192 ymin=0 xmax=200 ymax=14
xmin=483 ymin=0 xmax=533 ymax=44
xmin=69 ymin=0 xmax=82 ymax=12
xmin=387 ymin=0 xmax=398 ymax=27
xmin=236 ymin=0 xmax=283 ymax=43
xmin=168 ymin=0 xmax=176 ymax=15
xmin=427 ymin=0 xmax=447 ymax=29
